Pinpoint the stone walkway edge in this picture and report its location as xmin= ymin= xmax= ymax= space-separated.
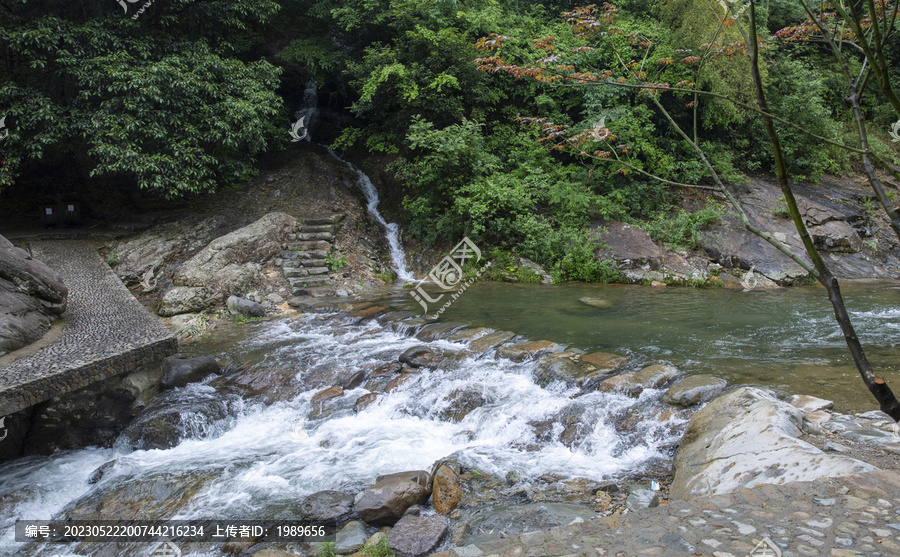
xmin=0 ymin=240 xmax=177 ymax=416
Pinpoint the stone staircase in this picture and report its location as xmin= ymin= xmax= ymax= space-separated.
xmin=276 ymin=214 xmax=345 ymax=297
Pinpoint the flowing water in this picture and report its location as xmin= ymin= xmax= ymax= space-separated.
xmin=394 ymin=281 xmax=900 ymax=413
xmin=2 ymin=282 xmax=899 ymax=555
xmin=325 ymin=149 xmax=415 ymax=281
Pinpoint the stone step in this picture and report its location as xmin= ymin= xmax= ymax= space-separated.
xmin=305 ymin=266 xmax=330 ymax=275
xmin=300 ymin=224 xmax=334 ymax=234
xmin=290 ymin=286 xmax=337 ymax=299
xmin=289 ymin=276 xmax=331 ymax=288
xmin=299 ymin=232 xmax=333 ymax=242
xmin=290 ymin=240 xmax=332 ymax=251
xmin=280 ymin=251 xmax=300 ymax=260
xmin=303 ymin=214 xmax=345 ymax=226
xmin=281 ymin=260 xmax=302 ymax=268
xmin=301 ymin=259 xmax=327 ymax=268
xmin=299 ymin=250 xmax=328 ymax=260
xmin=283 ymin=268 xmax=309 ymax=278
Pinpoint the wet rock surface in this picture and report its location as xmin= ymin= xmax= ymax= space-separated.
xmin=389 ymin=514 xmax=449 ymax=557
xmin=160 ymin=355 xmax=222 ymax=390
xmin=298 ymin=490 xmax=354 ymax=522
xmin=354 ymin=474 xmax=432 ymax=526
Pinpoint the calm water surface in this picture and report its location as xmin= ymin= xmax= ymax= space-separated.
xmin=386 ymin=281 xmax=900 ymax=413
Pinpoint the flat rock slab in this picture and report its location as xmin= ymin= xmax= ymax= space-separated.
xmin=790 ymin=393 xmax=835 ymax=413
xmin=467 ymin=330 xmax=514 ymax=353
xmin=415 ymin=322 xmax=467 ymax=342
xmin=0 ymin=241 xmax=177 ymax=416
xmin=661 ymin=375 xmax=727 ymax=407
xmin=496 ymin=340 xmax=563 ymax=362
xmin=670 ymin=387 xmax=874 ymax=500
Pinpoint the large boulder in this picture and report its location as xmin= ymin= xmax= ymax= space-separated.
xmin=670 ymin=387 xmax=875 ymax=500
xmin=158 ymin=212 xmax=299 ymax=316
xmin=353 ymin=473 xmax=431 ymax=526
xmin=112 ymin=215 xmax=227 ymax=287
xmin=661 ymin=375 xmax=727 ymax=407
xmin=0 ymin=236 xmax=68 ymax=356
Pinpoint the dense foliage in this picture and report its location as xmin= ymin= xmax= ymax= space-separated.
xmin=1 ymin=0 xmax=899 ymax=280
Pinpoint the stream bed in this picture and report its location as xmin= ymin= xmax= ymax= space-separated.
xmin=2 ymin=281 xmax=899 ymax=556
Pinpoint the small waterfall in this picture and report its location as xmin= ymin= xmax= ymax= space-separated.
xmin=327 ymin=149 xmax=415 ymax=281
xmin=293 ymin=80 xmax=320 ymax=141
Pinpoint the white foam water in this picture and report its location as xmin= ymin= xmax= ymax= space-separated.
xmin=0 ymin=314 xmax=684 ymax=555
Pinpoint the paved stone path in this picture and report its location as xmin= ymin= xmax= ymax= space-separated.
xmin=0 ymin=240 xmax=177 ymax=416
xmin=430 ymin=469 xmax=900 ymax=557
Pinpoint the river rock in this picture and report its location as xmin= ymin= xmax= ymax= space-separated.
xmin=375 ymin=470 xmax=432 ymax=491
xmin=598 ymin=364 xmax=678 ymax=396
xmin=389 ymin=515 xmax=449 ymax=557
xmin=0 ymin=237 xmax=68 ymax=355
xmin=789 ymin=394 xmax=834 ymax=413
xmin=579 ymin=297 xmax=612 ymax=308
xmin=226 ymin=295 xmax=266 ymax=318
xmin=467 ymin=330 xmax=515 ymax=353
xmin=335 ymin=521 xmax=369 ymax=555
xmin=311 ymin=386 xmax=343 ymax=404
xmin=160 ymin=355 xmax=222 ymax=390
xmin=670 ymin=387 xmax=876 ymax=500
xmin=582 ymin=351 xmax=628 ymax=371
xmin=459 ymin=503 xmax=597 ymax=546
xmin=416 ymin=322 xmax=467 ymax=341
xmin=399 ymin=346 xmax=438 ymax=368
xmin=661 ymin=375 xmax=727 ymax=407
xmin=496 ymin=340 xmax=563 ymax=362
xmin=298 ymin=490 xmax=354 ymax=522
xmin=211 ymin=367 xmax=298 ymax=404
xmin=432 ymin=464 xmax=463 ymax=514
xmin=354 ymin=393 xmax=379 ymax=412
xmin=626 ymin=488 xmax=660 ymax=510
xmin=158 ymin=212 xmax=299 ymax=316
xmin=309 ymin=386 xmax=345 ymax=419
xmin=439 ymin=387 xmax=489 ymax=422
xmin=157 ymin=286 xmax=212 ymax=317
xmin=448 ymin=327 xmax=489 ymax=341
xmin=117 ymin=390 xmax=239 ymax=450
xmin=516 ymin=257 xmax=552 ymax=283
xmin=65 ymin=472 xmax=211 ymax=520
xmin=353 ymin=476 xmax=431 ymax=526
xmin=384 ymin=374 xmax=414 ymax=393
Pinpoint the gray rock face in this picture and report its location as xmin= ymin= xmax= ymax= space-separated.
xmin=117 ymin=390 xmax=239 ymax=450
xmin=661 ymin=375 xmax=727 ymax=407
xmin=298 ymin=490 xmax=354 ymax=522
xmin=158 ymin=212 xmax=299 ymax=316
xmin=112 ymin=215 xmax=227 ymax=287
xmin=161 ymin=355 xmax=222 ymax=390
xmin=226 ymin=295 xmax=266 ymax=318
xmin=0 ymin=236 xmax=68 ymax=355
xmin=157 ymin=286 xmax=211 ymax=317
xmin=389 ymin=515 xmax=449 ymax=557
xmin=670 ymin=387 xmax=875 ymax=500
xmin=353 ymin=476 xmax=431 ymax=526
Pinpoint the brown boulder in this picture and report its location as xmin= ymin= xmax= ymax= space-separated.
xmin=353 ymin=477 xmax=431 ymax=526
xmin=432 ymin=465 xmax=463 ymax=514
